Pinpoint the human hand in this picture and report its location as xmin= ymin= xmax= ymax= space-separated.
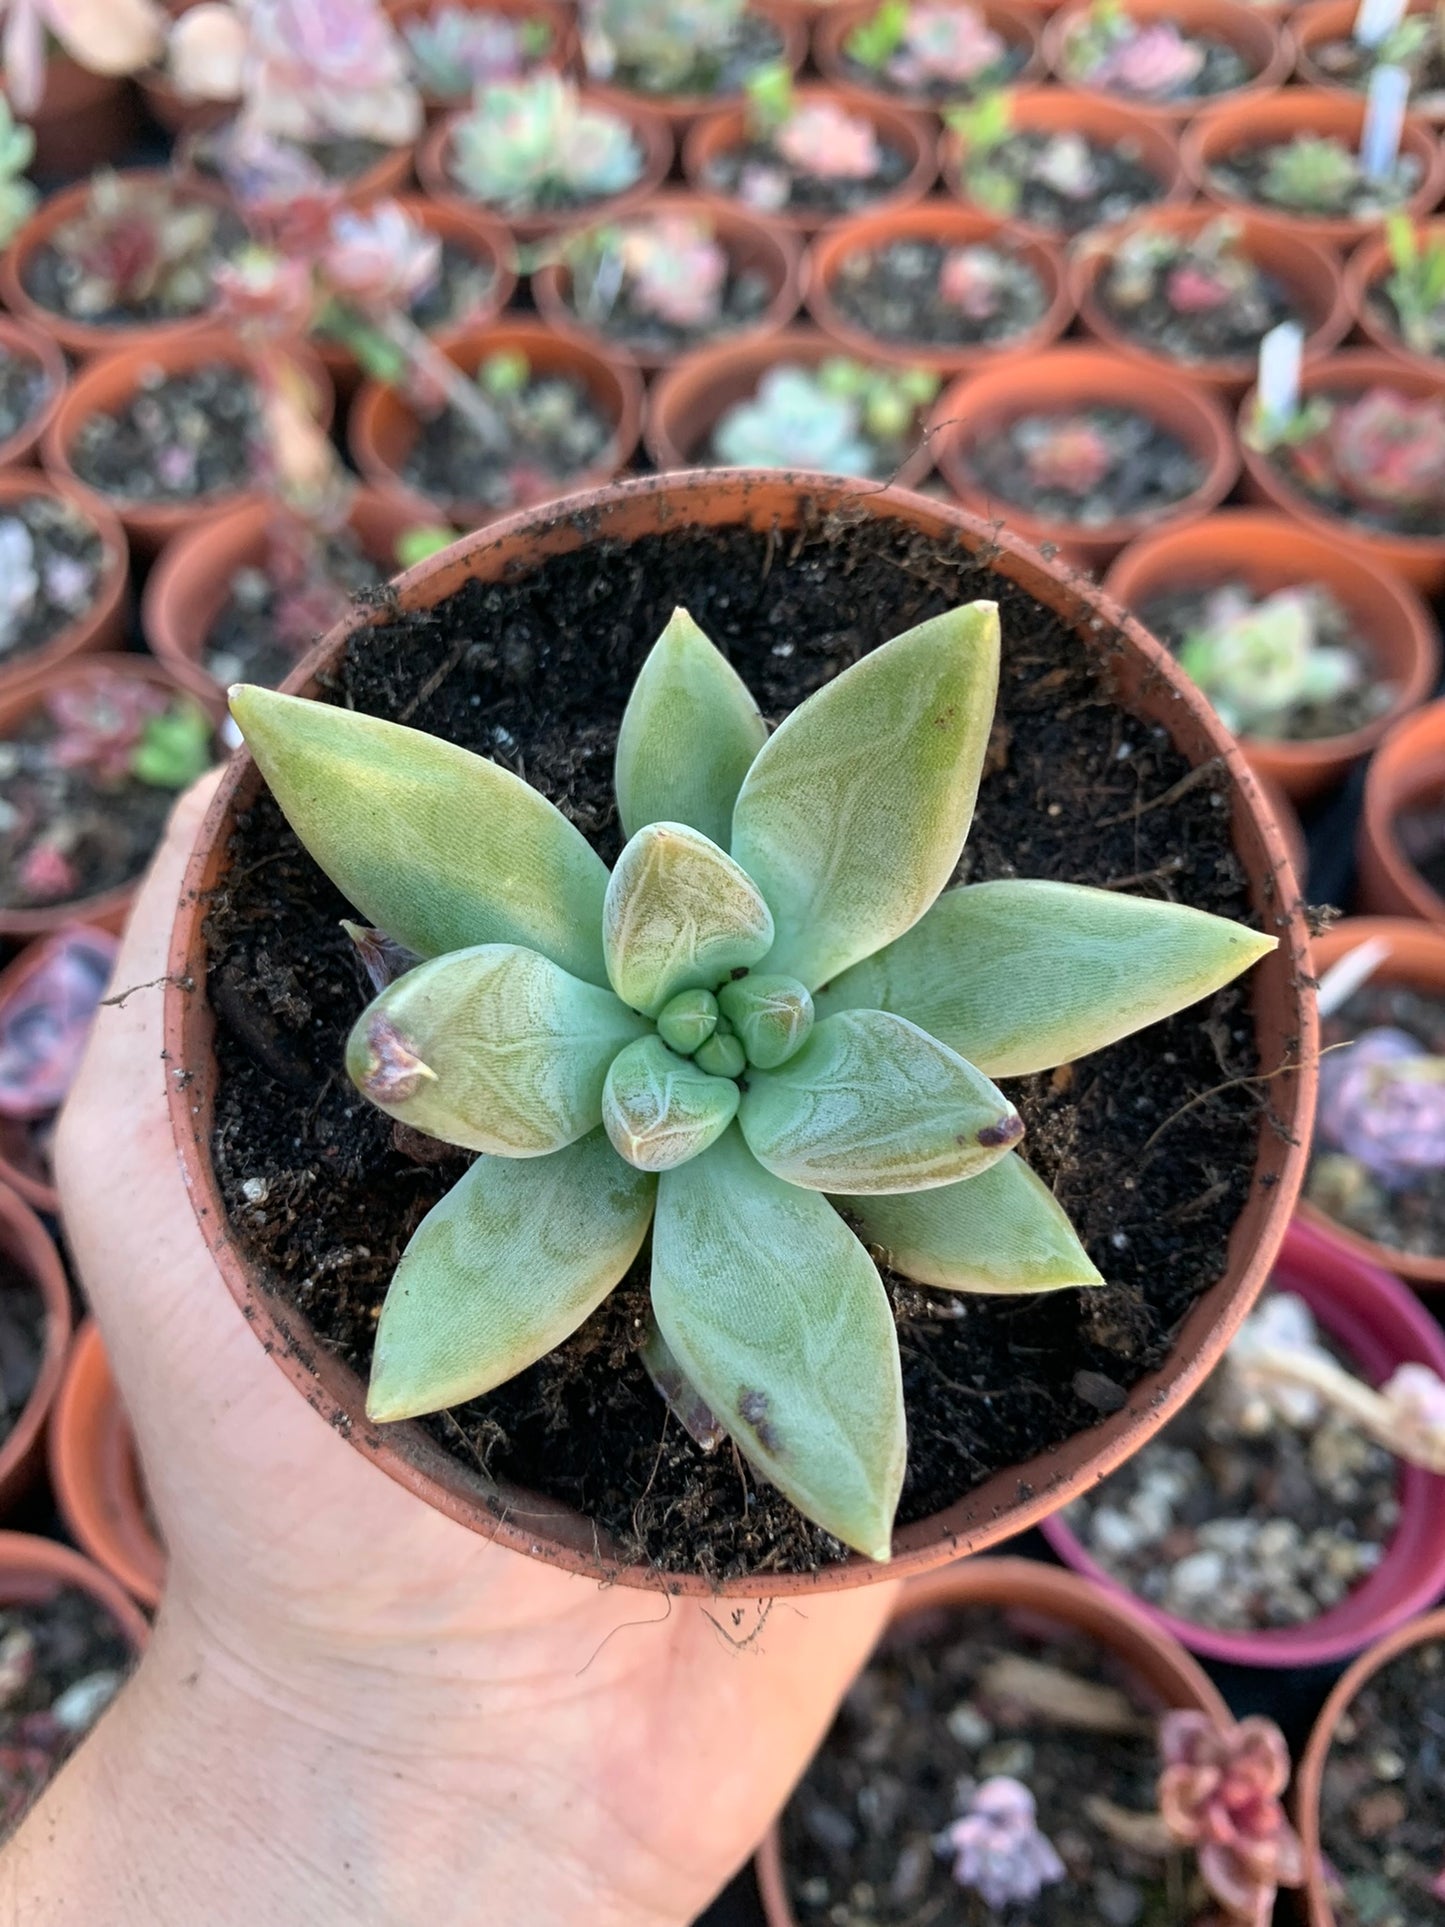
xmin=4 ymin=776 xmax=899 ymax=1927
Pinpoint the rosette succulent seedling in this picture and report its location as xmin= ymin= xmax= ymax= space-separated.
xmin=569 ymin=214 xmax=730 ymax=330
xmin=583 ymin=0 xmax=747 ymax=93
xmin=940 ymin=1777 xmax=1066 ymax=1909
xmin=229 ymin=603 xmax=1274 ymax=1557
xmin=847 ymin=0 xmax=1009 ymax=89
xmin=1065 ymin=0 xmax=1203 ymax=96
xmin=48 ymin=173 xmax=226 ymax=321
xmin=1317 ymin=1026 xmax=1445 ymax=1190
xmin=711 ymin=360 xmax=938 ymax=473
xmin=1259 ymin=136 xmax=1362 ymax=215
xmin=1158 ymin=1714 xmax=1305 ymax=1923
xmin=0 ymin=101 xmax=35 ymax=249
xmin=1021 ymin=417 xmax=1114 ymax=497
xmin=450 ymin=72 xmax=644 ymax=214
xmin=1178 ymin=587 xmax=1361 ymax=739
xmin=403 ymin=5 xmax=552 ymax=99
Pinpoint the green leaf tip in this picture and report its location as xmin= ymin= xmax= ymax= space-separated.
xmin=603 ymin=820 xmax=774 ymax=1017
xmin=603 ymin=1035 xmax=740 ymax=1172
xmin=717 ymin=973 xmax=814 ymax=1069
xmin=655 ymin=987 xmax=720 ymax=1056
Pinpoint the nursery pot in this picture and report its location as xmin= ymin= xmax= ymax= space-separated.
xmin=1044 ymin=0 xmax=1290 ymax=119
xmin=162 ymin=468 xmax=1315 ymax=1596
xmin=1072 ymin=205 xmax=1351 ymax=400
xmin=0 ymin=316 xmax=67 ymax=471
xmin=804 ymin=202 xmax=1074 ymax=375
xmin=0 ymin=1187 xmax=73 ymax=1518
xmin=810 ymin=0 xmax=1046 ymax=105
xmin=0 ymin=654 xmax=225 ymax=942
xmin=348 ymin=321 xmax=644 ymax=527
xmin=0 ymin=1531 xmax=148 ymax=1657
xmin=681 ymin=85 xmax=936 ymax=237
xmin=644 ymin=327 xmax=938 ymax=480
xmin=931 ymin=344 xmax=1239 ymax=569
xmin=581 ymin=0 xmax=809 ymax=129
xmin=1358 ymin=700 xmax=1445 ymax=924
xmin=1183 ymin=89 xmax=1445 ymax=250
xmin=40 ymin=329 xmax=335 ymax=561
xmin=1292 ymin=0 xmax=1444 ymax=119
xmin=0 ymin=472 xmax=129 ymax=704
xmin=49 ymin=1321 xmax=165 ymax=1612
xmin=1235 ymin=349 xmax=1445 ymax=594
xmin=10 ymin=60 xmax=141 ymax=182
xmin=1043 ymin=1216 xmax=1445 ymax=1667
xmin=1103 ymin=509 xmax=1441 ymax=802
xmin=530 ymin=191 xmax=805 ymax=375
xmin=0 ymin=926 xmax=118 ymax=1215
xmin=755 ymin=1556 xmax=1231 ymax=1927
xmin=1345 ymin=220 xmax=1445 ymax=382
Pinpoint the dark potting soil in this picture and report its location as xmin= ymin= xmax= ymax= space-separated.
xmin=406 ymin=242 xmax=499 ymax=335
xmin=564 ymin=256 xmax=773 ymax=357
xmin=204 ymin=533 xmax=386 ymax=691
xmin=1320 ymin=1635 xmax=1445 ymax=1927
xmin=0 ymin=1588 xmax=131 ymax=1840
xmin=1065 ymin=32 xmax=1251 ymax=102
xmin=964 ymin=408 xmax=1206 ymax=530
xmin=1098 ymin=253 xmax=1299 ymax=367
xmin=0 ymin=495 xmax=106 ymax=668
xmin=829 ymin=238 xmax=1048 ymax=349
xmin=68 ymin=363 xmax=262 ymax=506
xmin=1207 ymin=146 xmax=1422 ymax=222
xmin=605 ymin=10 xmax=784 ymax=96
xmin=837 ymin=36 xmax=1030 ymax=102
xmin=782 ymin=1605 xmax=1209 ymax=1925
xmin=1270 ymin=421 xmax=1445 ymax=541
xmin=1310 ymin=29 xmax=1445 ymax=111
xmin=0 ymin=718 xmax=175 ymax=911
xmin=0 ymin=1259 xmax=44 ymax=1446
xmin=961 ymin=135 xmax=1164 ymax=237
xmin=23 ymin=206 xmax=247 ymax=328
xmin=702 ymin=138 xmax=913 ymax=219
xmin=1367 ymin=284 xmax=1445 ymax=361
xmin=1397 ymin=797 xmax=1445 ymax=904
xmin=300 ymin=137 xmax=392 ymax=183
xmin=204 ymin=509 xmax=1273 ymax=1582
xmin=0 ymin=346 xmax=50 ymax=449
xmin=400 ymin=377 xmax=614 ymax=516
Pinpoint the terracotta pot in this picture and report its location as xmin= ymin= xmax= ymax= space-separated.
xmin=931 ymin=344 xmax=1238 ymax=569
xmin=1296 ymin=1601 xmax=1445 ymax=1927
xmin=143 ymin=492 xmax=427 ymax=704
xmin=582 ymin=1 xmax=809 ymax=129
xmin=135 ymin=67 xmax=230 ymax=139
xmin=315 ymin=196 xmax=516 ymax=404
xmin=8 ymin=60 xmax=140 ymax=181
xmin=0 ymin=1189 xmax=73 ymax=1518
xmin=937 ymin=87 xmax=1191 ymax=243
xmin=1345 ymin=220 xmax=1445 ymax=381
xmin=1259 ymin=773 xmax=1308 ymax=888
xmin=0 ymin=316 xmax=67 ymax=470
xmin=49 ymin=1322 xmax=165 ymax=1612
xmin=1104 ymin=509 xmax=1440 ymax=802
xmin=348 ymin=321 xmax=644 ymax=526
xmin=1235 ymin=349 xmax=1445 ymax=593
xmin=811 ymin=0 xmax=1046 ymax=106
xmin=417 ymin=94 xmax=673 ymax=243
xmin=0 ymin=1531 xmax=149 ymax=1655
xmin=0 ymin=473 xmax=129 ymax=705
xmin=1072 ymin=205 xmax=1350 ymax=399
xmin=1304 ymin=918 xmax=1445 ymax=1288
xmin=0 ymin=926 xmax=118 ymax=1215
xmin=1043 ymin=1216 xmax=1445 ymax=1668
xmin=382 ymin=0 xmax=578 ymax=118
xmin=0 ymin=654 xmax=225 ymax=942
xmin=0 ymin=172 xmax=241 ymax=362
xmin=531 ymin=191 xmax=805 ymax=374
xmin=1358 ymin=700 xmax=1445 ymax=923
xmin=755 ymin=1556 xmax=1230 ymax=1927
xmin=173 ymin=127 xmax=415 ymax=206
xmin=162 ymin=469 xmax=1315 ymax=1595
xmin=41 ymin=329 xmax=335 ymax=560
xmin=1183 ymin=89 xmax=1445 ymax=249
xmin=1043 ymin=0 xmax=1290 ymax=119
xmin=681 ymin=85 xmax=935 ymax=236
xmin=804 ymin=202 xmax=1074 ymax=374
xmin=1292 ymin=0 xmax=1443 ymax=118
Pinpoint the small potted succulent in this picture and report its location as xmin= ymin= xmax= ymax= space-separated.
xmin=1348 ymin=215 xmax=1445 ymax=378
xmin=0 ymin=1188 xmax=71 ymax=1513
xmin=813 ymin=0 xmax=1042 ymax=105
xmin=683 ymin=69 xmax=934 ymax=233
xmin=0 ymin=927 xmax=117 ymax=1215
xmin=578 ymin=0 xmax=807 ymax=122
xmin=1358 ymin=706 xmax=1445 ymax=926
xmin=1295 ymin=0 xmax=1445 ymax=120
xmin=0 ymin=475 xmax=128 ymax=702
xmin=0 ymin=315 xmax=64 ymax=476
xmin=1045 ymin=0 xmax=1284 ymax=117
xmin=396 ymin=0 xmax=572 ymax=113
xmin=0 ymin=0 xmax=163 ymax=176
xmin=49 ymin=1322 xmax=165 ymax=1611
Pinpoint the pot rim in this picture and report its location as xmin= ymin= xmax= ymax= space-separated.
xmin=0 ymin=314 xmax=68 ymax=470
xmin=0 ymin=1186 xmax=74 ymax=1513
xmin=0 ymin=1528 xmax=150 ymax=1652
xmin=48 ymin=1319 xmax=165 ymax=1611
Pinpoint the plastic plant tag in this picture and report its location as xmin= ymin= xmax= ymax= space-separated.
xmin=1353 ymin=0 xmax=1408 ymax=47
xmin=1361 ymin=64 xmax=1410 ymax=180
xmin=1255 ymin=321 xmax=1304 ymax=441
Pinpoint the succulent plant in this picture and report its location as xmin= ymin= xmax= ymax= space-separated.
xmin=45 ymin=676 xmax=212 ymax=791
xmin=567 ymin=213 xmax=731 ymax=330
xmin=1259 ymin=135 xmax=1365 ymax=214
xmin=403 ymin=4 xmax=552 ymax=100
xmin=1177 ymin=586 xmax=1362 ymax=739
xmin=0 ymin=928 xmax=115 ymax=1124
xmin=940 ymin=1777 xmax=1066 ymax=1910
xmin=1384 ymin=214 xmax=1445 ymax=356
xmin=47 ymin=173 xmax=225 ymax=321
xmin=846 ymin=0 xmax=1009 ymax=89
xmin=1019 ymin=416 xmax=1114 ymax=497
xmin=449 ymin=72 xmax=645 ymax=214
xmin=1158 ymin=1713 xmax=1305 ymax=1921
xmin=0 ymin=99 xmax=36 ymax=249
xmin=1329 ymin=385 xmax=1445 ymax=511
xmin=228 ymin=601 xmax=1274 ymax=1557
xmin=772 ymin=94 xmax=882 ymax=180
xmin=1104 ymin=218 xmax=1257 ymax=318
xmin=0 ymin=521 xmax=38 ymax=657
xmin=712 ymin=365 xmax=876 ymax=473
xmin=1065 ymin=0 xmax=1204 ymax=95
xmin=0 ymin=0 xmax=164 ymax=119
xmin=939 ymin=244 xmax=1012 ymax=320
xmin=582 ymin=0 xmax=747 ymax=94
xmin=1318 ymin=1025 xmax=1445 ymax=1190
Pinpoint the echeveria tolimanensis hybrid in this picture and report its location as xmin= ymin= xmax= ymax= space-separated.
xmin=229 ymin=601 xmax=1275 ymax=1562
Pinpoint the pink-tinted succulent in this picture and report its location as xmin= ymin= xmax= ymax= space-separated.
xmin=941 ymin=1777 xmax=1067 ymax=1911
xmin=15 ymin=842 xmax=79 ymax=906
xmin=1158 ymin=1713 xmax=1305 ymax=1926
xmin=1 ymin=0 xmax=164 ymax=118
xmin=212 ymin=247 xmax=316 ymax=339
xmin=242 ymin=0 xmax=422 ymax=147
xmin=321 ymin=202 xmax=442 ymax=312
xmin=1166 ymin=262 xmax=1233 ymax=313
xmin=1328 ymin=386 xmax=1445 ymax=513
xmin=0 ymin=930 xmax=116 ymax=1122
xmin=939 ymin=244 xmax=1008 ymax=319
xmin=616 ymin=214 xmax=728 ymax=327
xmin=219 ymin=130 xmax=342 ymax=255
xmin=45 ymin=674 xmax=168 ymax=787
xmin=1023 ymin=417 xmax=1113 ymax=496
xmin=1318 ymin=1025 xmax=1445 ymax=1190
xmin=775 ymin=100 xmax=882 ymax=179
xmin=891 ymin=4 xmax=1007 ymax=86
xmin=1088 ymin=21 xmax=1204 ymax=96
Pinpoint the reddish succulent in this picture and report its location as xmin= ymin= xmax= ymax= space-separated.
xmin=774 ymin=100 xmax=882 ymax=180
xmin=321 ymin=202 xmax=442 ymax=313
xmin=1166 ymin=262 xmax=1233 ymax=314
xmin=1022 ymin=417 xmax=1113 ymax=496
xmin=45 ymin=675 xmax=168 ymax=787
xmin=939 ymin=244 xmax=1008 ymax=320
xmin=1328 ymin=386 xmax=1445 ymax=512
xmin=212 ymin=246 xmax=316 ymax=339
xmin=1158 ymin=1712 xmax=1305 ymax=1925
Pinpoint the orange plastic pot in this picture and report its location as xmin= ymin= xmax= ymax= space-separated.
xmin=644 ymin=327 xmax=938 ymax=481
xmin=9 ymin=59 xmax=140 ymax=179
xmin=1235 ymin=349 xmax=1445 ymax=593
xmin=1305 ymin=918 xmax=1445 ymax=1288
xmin=49 ymin=1322 xmax=165 ymax=1612
xmin=0 ymin=1531 xmax=148 ymax=1655
xmin=41 ymin=329 xmax=335 ymax=560
xmin=0 ymin=926 xmax=117 ymax=1214
xmin=755 ymin=1556 xmax=1231 ymax=1927
xmin=582 ymin=0 xmax=809 ymax=128
xmin=531 ymin=192 xmax=805 ymax=374
xmin=1292 ymin=0 xmax=1443 ymax=117
xmin=805 ymin=202 xmax=1074 ymax=373
xmin=0 ymin=316 xmax=66 ymax=470
xmin=1184 ymin=89 xmax=1445 ymax=249
xmin=810 ymin=0 xmax=1046 ymax=105
xmin=1043 ymin=0 xmax=1290 ymax=118
xmin=349 ymin=321 xmax=644 ymax=526
xmin=387 ymin=0 xmax=578 ymax=117
xmin=932 ymin=344 xmax=1239 ymax=569
xmin=1358 ymin=699 xmax=1445 ymax=924
xmin=1104 ymin=509 xmax=1441 ymax=801
xmin=1345 ymin=220 xmax=1445 ymax=381
xmin=143 ymin=492 xmax=425 ymax=704
xmin=938 ymin=87 xmax=1190 ymax=243
xmin=0 ymin=1189 xmax=72 ymax=1518
xmin=1072 ymin=204 xmax=1350 ymax=399
xmin=682 ymin=85 xmax=936 ymax=236
xmin=416 ymin=95 xmax=673 ymax=242
xmin=0 ymin=473 xmax=129 ymax=705
xmin=0 ymin=654 xmax=225 ymax=942
xmin=162 ymin=468 xmax=1315 ymax=1595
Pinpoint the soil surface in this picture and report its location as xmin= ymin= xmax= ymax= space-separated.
xmin=963 ymin=408 xmax=1206 ymax=529
xmin=23 ymin=205 xmax=246 ymax=328
xmin=1320 ymin=1635 xmax=1445 ymax=1927
xmin=0 ymin=495 xmax=106 ymax=668
xmin=1065 ymin=31 xmax=1251 ymax=101
xmin=1097 ymin=248 xmax=1299 ymax=366
xmin=960 ymin=134 xmax=1164 ymax=236
xmin=0 ymin=1588 xmax=131 ymax=1841
xmin=403 ymin=242 xmax=499 ymax=336
xmin=838 ymin=35 xmax=1029 ymax=101
xmin=204 ymin=534 xmax=386 ymax=690
xmin=1207 ymin=146 xmax=1422 ymax=222
xmin=400 ymin=374 xmax=614 ymax=515
xmin=204 ymin=509 xmax=1271 ymax=1582
xmin=563 ymin=252 xmax=773 ymax=357
xmin=68 ymin=363 xmax=262 ymax=505
xmin=0 ymin=1259 xmax=43 ymax=1447
xmin=702 ymin=136 xmax=913 ymax=219
xmin=1269 ymin=412 xmax=1445 ymax=541
xmin=782 ymin=1604 xmax=1213 ymax=1925
xmin=0 ymin=346 xmax=50 ymax=450
xmin=603 ymin=11 xmax=783 ymax=96
xmin=829 ymin=238 xmax=1049 ymax=348
xmin=1310 ymin=30 xmax=1445 ymax=112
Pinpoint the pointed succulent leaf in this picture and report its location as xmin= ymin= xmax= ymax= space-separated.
xmin=603 ymin=1036 xmax=740 ymax=1172
xmin=615 ymin=607 xmax=769 ymax=846
xmin=345 ymin=944 xmax=647 ymax=1156
xmin=729 ymin=604 xmax=1001 ymax=991
xmin=695 ymin=1029 xmax=746 ymax=1079
xmin=651 ymin=1127 xmax=905 ymax=1562
xmin=603 ymin=821 xmax=774 ymax=1017
xmin=718 ymin=973 xmax=814 ymax=1069
xmin=229 ymin=685 xmax=610 ymax=982
xmin=740 ymin=1010 xmax=1021 ymax=1195
xmin=655 ymin=987 xmax=719 ymax=1057
xmin=366 ymin=1129 xmax=655 ymax=1421
xmin=840 ymin=1152 xmax=1105 ymax=1294
xmin=817 ymin=880 xmax=1277 ymax=1078
xmin=639 ymin=1313 xmax=726 ymax=1453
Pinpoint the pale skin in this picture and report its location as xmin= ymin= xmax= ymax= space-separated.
xmin=0 ymin=776 xmax=899 ymax=1926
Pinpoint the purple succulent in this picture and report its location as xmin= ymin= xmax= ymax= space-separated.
xmin=0 ymin=930 xmax=117 ymax=1121
xmin=940 ymin=1776 xmax=1066 ymax=1911
xmin=1318 ymin=1025 xmax=1445 ymax=1190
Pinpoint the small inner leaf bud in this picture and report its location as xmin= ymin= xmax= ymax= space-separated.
xmin=695 ymin=1030 xmax=746 ymax=1080
xmin=718 ymin=973 xmax=815 ymax=1069
xmin=656 ymin=987 xmax=720 ymax=1057
xmin=603 ymin=1036 xmax=740 ymax=1172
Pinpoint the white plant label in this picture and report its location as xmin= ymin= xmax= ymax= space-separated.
xmin=1361 ymin=63 xmax=1410 ymax=179
xmin=1354 ymin=0 xmax=1407 ymax=47
xmin=1256 ymin=322 xmax=1304 ymax=431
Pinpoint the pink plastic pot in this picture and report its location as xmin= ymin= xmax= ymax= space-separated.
xmin=1043 ymin=1215 xmax=1445 ymax=1669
